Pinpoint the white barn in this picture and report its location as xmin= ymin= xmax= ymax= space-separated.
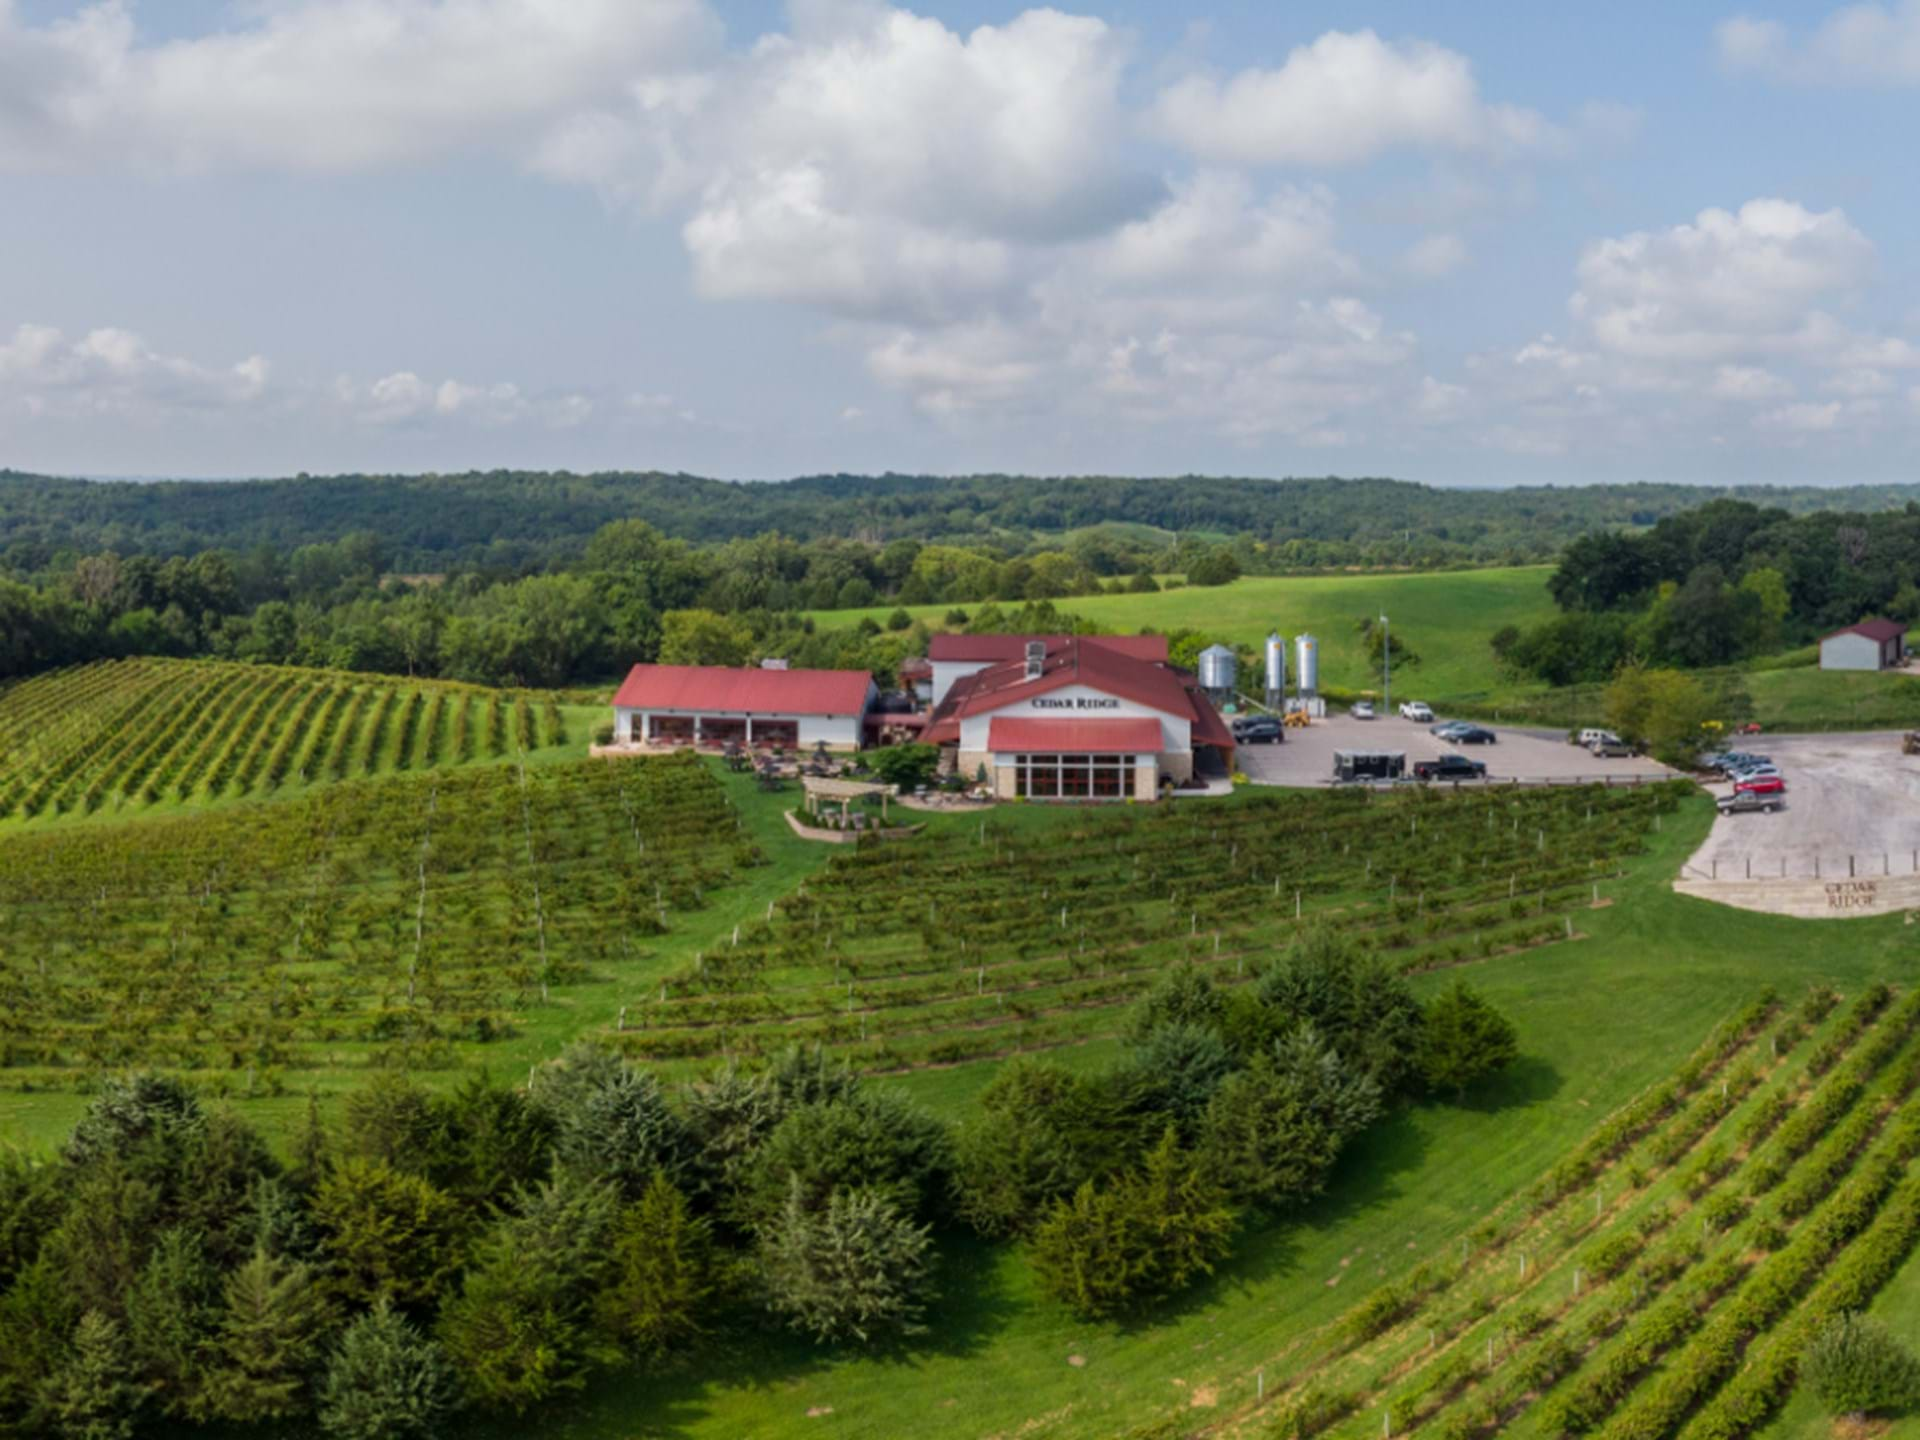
xmin=1819 ymin=619 xmax=1908 ymax=672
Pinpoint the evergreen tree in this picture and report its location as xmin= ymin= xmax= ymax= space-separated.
xmin=538 ymin=1045 xmax=690 ymax=1199
xmin=312 ymin=1160 xmax=468 ymax=1308
xmin=317 ymin=1300 xmax=460 ymax=1440
xmin=738 ymin=1090 xmax=949 ymax=1228
xmin=1415 ymin=981 xmax=1520 ymax=1096
xmin=1198 ymin=1055 xmax=1343 ymax=1210
xmin=124 ymin=1227 xmax=221 ymax=1417
xmin=200 ymin=1249 xmax=336 ymax=1424
xmin=42 ymin=1310 xmax=149 ymax=1440
xmin=593 ymin=1174 xmax=720 ymax=1361
xmin=759 ymin=1182 xmax=934 ymax=1345
xmin=949 ymin=1106 xmax=1083 ymax=1239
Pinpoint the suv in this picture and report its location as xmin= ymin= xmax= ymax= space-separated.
xmin=1234 ymin=716 xmax=1285 ymax=745
xmin=1400 ymin=701 xmax=1435 ymax=723
xmin=1717 ymin=789 xmax=1781 ymax=815
xmin=1413 ymin=754 xmax=1487 ymax=782
xmin=1591 ymin=738 xmax=1635 ymax=758
xmin=1350 ymin=701 xmax=1376 ymax=720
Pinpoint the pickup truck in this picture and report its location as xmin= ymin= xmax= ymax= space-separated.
xmin=1400 ymin=701 xmax=1435 ymax=722
xmin=1413 ymin=754 xmax=1487 ymax=782
xmin=1717 ymin=789 xmax=1781 ymax=814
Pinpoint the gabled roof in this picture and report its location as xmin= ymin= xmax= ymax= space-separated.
xmin=1822 ymin=618 xmax=1909 ymax=644
xmin=921 ymin=637 xmax=1234 ymax=750
xmin=925 ymin=632 xmax=1168 ymax=664
xmin=611 ymin=664 xmax=873 ymax=715
xmin=988 ymin=717 xmax=1163 ymax=752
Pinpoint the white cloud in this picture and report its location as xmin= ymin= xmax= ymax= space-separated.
xmin=1717 ymin=2 xmax=1920 ymax=84
xmin=1709 ymin=364 xmax=1792 ymax=399
xmin=1402 ymin=233 xmax=1468 ymax=278
xmin=0 ymin=0 xmax=720 ymax=173
xmin=1757 ymin=400 xmax=1844 ymax=431
xmin=0 ymin=322 xmax=269 ymax=416
xmin=1570 ymin=198 xmax=1876 ymax=362
xmin=1150 ymin=30 xmax=1554 ymax=168
xmin=350 ymin=371 xmax=587 ymax=427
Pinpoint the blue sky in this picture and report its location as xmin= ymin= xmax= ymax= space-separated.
xmin=3 ymin=0 xmax=1919 ymax=485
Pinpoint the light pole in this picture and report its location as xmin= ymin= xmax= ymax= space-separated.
xmin=1381 ymin=615 xmax=1391 ymax=714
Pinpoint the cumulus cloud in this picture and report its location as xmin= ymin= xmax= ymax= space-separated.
xmin=1570 ymin=198 xmax=1876 ymax=363
xmin=0 ymin=322 xmax=269 ymax=416
xmin=1717 ymin=2 xmax=1920 ymax=83
xmin=1402 ymin=233 xmax=1468 ymax=278
xmin=1150 ymin=30 xmax=1554 ymax=167
xmin=0 ymin=0 xmax=719 ymax=173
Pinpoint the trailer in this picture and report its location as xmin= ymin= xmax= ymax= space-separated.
xmin=1332 ymin=749 xmax=1406 ymax=783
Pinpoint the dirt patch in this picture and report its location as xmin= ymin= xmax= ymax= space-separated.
xmin=806 ymin=1406 xmax=834 ymax=1418
xmin=1191 ymin=1386 xmax=1219 ymax=1408
xmin=1067 ymin=1355 xmax=1086 ymax=1368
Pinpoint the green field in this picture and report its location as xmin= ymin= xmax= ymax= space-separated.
xmin=806 ymin=566 xmax=1559 ymax=700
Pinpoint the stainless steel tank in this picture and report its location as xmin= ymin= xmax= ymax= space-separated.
xmin=1295 ymin=633 xmax=1319 ymax=695
xmin=1264 ymin=634 xmax=1286 ymax=696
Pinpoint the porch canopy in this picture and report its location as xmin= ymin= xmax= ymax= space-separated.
xmin=801 ymin=775 xmax=897 ymax=823
xmin=986 ymin=716 xmax=1163 ymax=752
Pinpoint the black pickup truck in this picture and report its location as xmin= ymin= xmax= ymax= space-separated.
xmin=1413 ymin=754 xmax=1488 ymax=783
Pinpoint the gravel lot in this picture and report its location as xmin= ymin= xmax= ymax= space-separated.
xmin=1236 ymin=711 xmax=1674 ymax=788
xmin=1683 ymin=731 xmax=1920 ymax=882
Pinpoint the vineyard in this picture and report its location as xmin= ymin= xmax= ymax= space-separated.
xmin=606 ymin=781 xmax=1691 ymax=1074
xmin=0 ymin=753 xmax=759 ymax=1085
xmin=0 ymin=656 xmax=591 ymax=824
xmin=1127 ymin=983 xmax=1920 ymax=1440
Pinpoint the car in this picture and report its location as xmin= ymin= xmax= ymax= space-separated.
xmin=1717 ymin=789 xmax=1781 ymax=814
xmin=1234 ymin=716 xmax=1285 ymax=744
xmin=1735 ymin=774 xmax=1786 ymax=796
xmin=1430 ymin=720 xmax=1472 ymax=737
xmin=1400 ymin=701 xmax=1435 ymax=722
xmin=1712 ymin=752 xmax=1770 ymax=774
xmin=1451 ymin=725 xmax=1498 ymax=745
xmin=1575 ymin=728 xmax=1613 ymax=748
xmin=1591 ymin=739 xmax=1636 ymax=758
xmin=1727 ymin=763 xmax=1781 ymax=783
xmin=1350 ymin=701 xmax=1376 ymax=720
xmin=1412 ymin=754 xmax=1487 ymax=782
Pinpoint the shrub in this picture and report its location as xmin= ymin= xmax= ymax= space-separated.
xmin=1802 ymin=1312 xmax=1920 ymax=1418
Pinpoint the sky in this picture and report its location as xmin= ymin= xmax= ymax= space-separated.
xmin=3 ymin=1 xmax=1920 ymax=486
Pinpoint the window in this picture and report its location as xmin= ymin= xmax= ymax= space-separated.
xmin=1014 ymin=753 xmax=1135 ymax=800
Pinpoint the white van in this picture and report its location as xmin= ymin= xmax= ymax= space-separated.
xmin=1576 ymin=728 xmax=1620 ymax=750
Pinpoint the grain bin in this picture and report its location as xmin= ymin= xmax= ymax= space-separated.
xmin=1295 ymin=633 xmax=1319 ymax=696
xmin=1197 ymin=644 xmax=1238 ymax=697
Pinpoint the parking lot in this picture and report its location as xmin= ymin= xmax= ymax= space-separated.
xmin=1682 ymin=732 xmax=1920 ymax=886
xmin=1235 ymin=710 xmax=1674 ymax=788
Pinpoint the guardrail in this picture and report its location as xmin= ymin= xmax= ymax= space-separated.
xmin=1326 ymin=773 xmax=1666 ymax=790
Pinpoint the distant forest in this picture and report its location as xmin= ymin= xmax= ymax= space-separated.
xmin=8 ymin=469 xmax=1920 ymax=573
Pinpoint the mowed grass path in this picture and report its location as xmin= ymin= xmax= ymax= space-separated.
xmin=466 ymin=794 xmax=1920 ymax=1440
xmin=805 ymin=566 xmax=1557 ymax=699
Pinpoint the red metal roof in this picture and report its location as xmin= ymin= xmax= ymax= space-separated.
xmin=1822 ymin=618 xmax=1909 ymax=643
xmin=926 ymin=632 xmax=1168 ymax=664
xmin=988 ymin=717 xmax=1163 ymax=752
xmin=611 ymin=664 xmax=873 ymax=715
xmin=920 ymin=637 xmax=1235 ymax=752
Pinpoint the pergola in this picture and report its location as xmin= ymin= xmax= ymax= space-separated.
xmin=801 ymin=776 xmax=895 ymax=824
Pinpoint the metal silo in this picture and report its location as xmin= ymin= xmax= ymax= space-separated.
xmin=1295 ymin=633 xmax=1319 ymax=696
xmin=1197 ymin=644 xmax=1238 ymax=697
xmin=1263 ymin=634 xmax=1287 ymax=701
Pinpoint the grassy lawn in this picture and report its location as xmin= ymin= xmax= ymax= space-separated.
xmin=455 ymin=793 xmax=1920 ymax=1440
xmin=805 ymin=567 xmax=1558 ymax=700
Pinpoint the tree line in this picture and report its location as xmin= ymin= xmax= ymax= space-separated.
xmin=0 ymin=929 xmax=1516 ymax=1439
xmin=17 ymin=469 xmax=1900 ymax=575
xmin=1496 ymin=498 xmax=1920 ymax=687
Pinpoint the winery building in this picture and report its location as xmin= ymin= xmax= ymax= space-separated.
xmin=922 ymin=635 xmax=1234 ymax=800
xmin=611 ymin=663 xmax=876 ymax=751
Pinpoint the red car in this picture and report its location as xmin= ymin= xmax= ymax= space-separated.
xmin=1736 ymin=775 xmax=1785 ymax=795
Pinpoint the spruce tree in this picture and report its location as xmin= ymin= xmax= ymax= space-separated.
xmin=1415 ymin=980 xmax=1520 ymax=1096
xmin=42 ymin=1310 xmax=149 ymax=1440
xmin=200 ymin=1249 xmax=336 ymax=1424
xmin=317 ymin=1300 xmax=459 ymax=1440
xmin=594 ymin=1173 xmax=719 ymax=1360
